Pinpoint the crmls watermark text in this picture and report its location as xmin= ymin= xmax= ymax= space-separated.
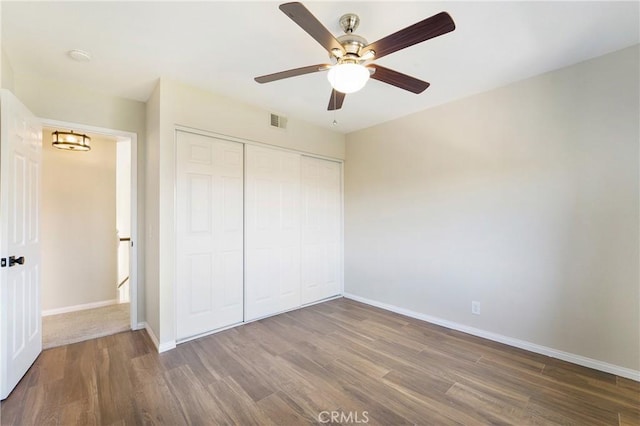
xmin=318 ymin=410 xmax=369 ymax=424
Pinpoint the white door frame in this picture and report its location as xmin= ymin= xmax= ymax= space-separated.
xmin=40 ymin=118 xmax=139 ymax=330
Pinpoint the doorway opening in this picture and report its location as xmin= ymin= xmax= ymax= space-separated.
xmin=39 ymin=120 xmax=138 ymax=348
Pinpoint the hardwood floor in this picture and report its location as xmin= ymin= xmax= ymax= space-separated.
xmin=2 ymin=298 xmax=638 ymax=425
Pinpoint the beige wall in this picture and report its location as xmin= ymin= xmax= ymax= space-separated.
xmin=116 ymin=140 xmax=131 ymax=302
xmin=165 ymin=78 xmax=346 ymax=159
xmin=41 ymin=129 xmax=116 ymax=310
xmin=14 ymin=72 xmax=145 ymax=134
xmin=0 ymin=4 xmax=3 ymax=88
xmin=1 ymin=49 xmax=14 ymax=91
xmin=14 ymin=72 xmax=146 ymax=321
xmin=345 ymin=45 xmax=639 ymax=372
xmin=145 ymin=78 xmax=346 ymax=347
xmin=144 ymin=82 xmax=160 ymax=339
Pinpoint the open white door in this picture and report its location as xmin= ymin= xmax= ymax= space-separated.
xmin=0 ymin=90 xmax=42 ymax=400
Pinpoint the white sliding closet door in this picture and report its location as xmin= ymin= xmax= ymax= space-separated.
xmin=245 ymin=145 xmax=301 ymax=321
xmin=301 ymin=156 xmax=342 ymax=304
xmin=176 ymin=131 xmax=243 ymax=340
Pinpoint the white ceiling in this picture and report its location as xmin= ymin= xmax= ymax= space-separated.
xmin=3 ymin=1 xmax=639 ymax=133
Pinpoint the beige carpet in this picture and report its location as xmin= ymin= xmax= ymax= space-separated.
xmin=43 ymin=303 xmax=130 ymax=349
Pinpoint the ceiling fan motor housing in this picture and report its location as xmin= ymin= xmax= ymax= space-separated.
xmin=332 ymin=13 xmax=369 ymax=62
xmin=337 ymin=34 xmax=368 ymax=56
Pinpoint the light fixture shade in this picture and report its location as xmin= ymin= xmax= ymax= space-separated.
xmin=52 ymin=131 xmax=91 ymax=151
xmin=327 ymin=63 xmax=370 ymax=94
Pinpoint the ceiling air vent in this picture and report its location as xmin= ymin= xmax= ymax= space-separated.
xmin=270 ymin=113 xmax=287 ymax=129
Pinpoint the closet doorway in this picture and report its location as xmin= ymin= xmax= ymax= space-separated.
xmin=175 ymin=130 xmax=342 ymax=343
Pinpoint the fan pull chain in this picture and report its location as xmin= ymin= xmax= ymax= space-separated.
xmin=332 ymin=91 xmax=338 ymax=126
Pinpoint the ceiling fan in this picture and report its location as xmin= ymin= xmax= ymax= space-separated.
xmin=255 ymin=2 xmax=456 ymax=111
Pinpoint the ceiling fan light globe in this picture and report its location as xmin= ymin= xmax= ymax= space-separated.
xmin=327 ymin=63 xmax=369 ymax=94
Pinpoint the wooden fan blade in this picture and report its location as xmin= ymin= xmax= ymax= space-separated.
xmin=280 ymin=2 xmax=345 ymax=54
xmin=328 ymin=89 xmax=345 ymax=111
xmin=255 ymin=64 xmax=330 ymax=83
xmin=362 ymin=11 xmax=455 ymax=60
xmin=368 ymin=65 xmax=430 ymax=94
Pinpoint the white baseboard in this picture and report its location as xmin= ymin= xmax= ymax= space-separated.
xmin=143 ymin=322 xmax=160 ymax=350
xmin=142 ymin=322 xmax=176 ymax=353
xmin=159 ymin=340 xmax=177 ymax=353
xmin=42 ymin=299 xmax=119 ymax=317
xmin=343 ymin=293 xmax=640 ymax=382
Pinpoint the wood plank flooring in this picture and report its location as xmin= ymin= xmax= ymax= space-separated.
xmin=1 ymin=298 xmax=638 ymax=425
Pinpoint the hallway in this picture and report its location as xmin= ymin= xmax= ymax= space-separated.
xmin=43 ymin=303 xmax=130 ymax=349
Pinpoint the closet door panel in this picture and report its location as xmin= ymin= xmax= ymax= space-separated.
xmin=245 ymin=145 xmax=301 ymax=321
xmin=301 ymin=156 xmax=342 ymax=304
xmin=176 ymin=132 xmax=243 ymax=340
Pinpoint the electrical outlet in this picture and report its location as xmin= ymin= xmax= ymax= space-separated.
xmin=471 ymin=301 xmax=481 ymax=315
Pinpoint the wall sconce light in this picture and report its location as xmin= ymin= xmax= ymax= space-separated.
xmin=52 ymin=130 xmax=91 ymax=151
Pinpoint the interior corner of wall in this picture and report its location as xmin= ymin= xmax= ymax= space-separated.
xmin=1 ymin=48 xmax=15 ymax=92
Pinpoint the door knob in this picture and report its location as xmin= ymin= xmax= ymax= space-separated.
xmin=8 ymin=256 xmax=24 ymax=267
